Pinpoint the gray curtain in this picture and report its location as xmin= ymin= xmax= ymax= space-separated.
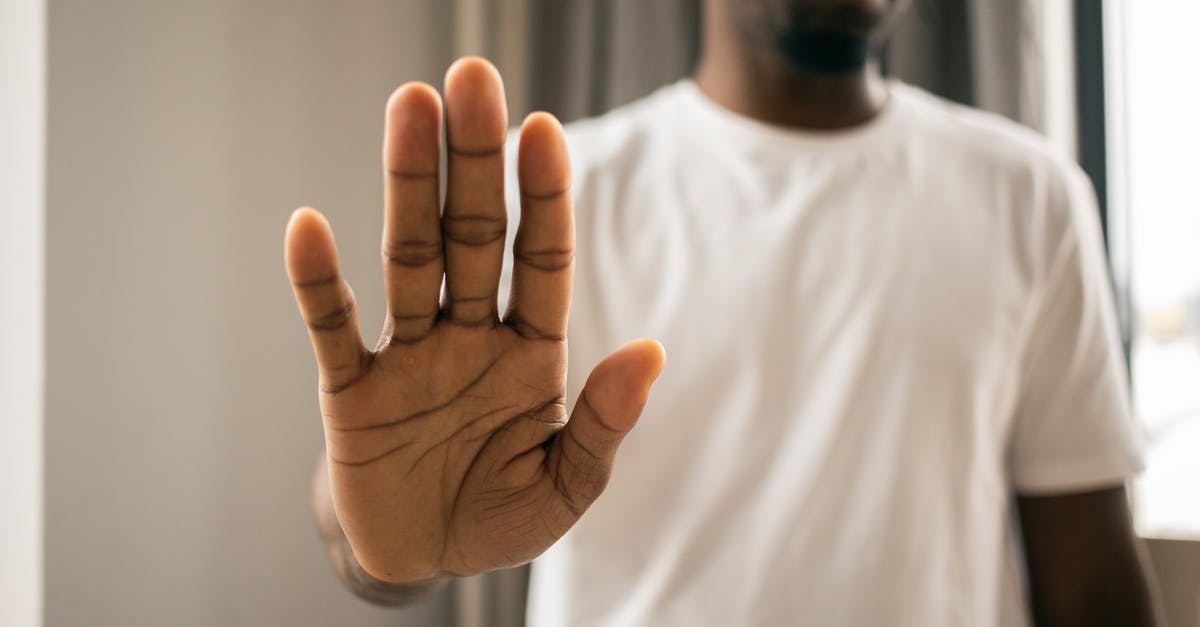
xmin=445 ymin=2 xmax=1051 ymax=626
xmin=522 ymin=0 xmax=702 ymax=122
xmin=887 ymin=0 xmax=1050 ymax=132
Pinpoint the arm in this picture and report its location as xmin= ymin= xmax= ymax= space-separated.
xmin=1016 ymin=484 xmax=1164 ymax=627
xmin=311 ymin=454 xmax=449 ymax=606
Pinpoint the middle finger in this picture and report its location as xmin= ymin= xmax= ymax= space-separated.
xmin=441 ymin=57 xmax=509 ymax=327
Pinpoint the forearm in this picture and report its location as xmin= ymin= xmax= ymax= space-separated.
xmin=1026 ymin=536 xmax=1161 ymax=627
xmin=312 ymin=454 xmax=450 ymax=606
xmin=1018 ymin=486 xmax=1164 ymax=627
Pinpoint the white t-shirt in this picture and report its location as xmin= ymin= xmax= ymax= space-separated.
xmin=499 ymin=80 xmax=1143 ymax=627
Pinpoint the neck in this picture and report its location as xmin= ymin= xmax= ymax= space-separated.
xmin=693 ymin=7 xmax=889 ymax=130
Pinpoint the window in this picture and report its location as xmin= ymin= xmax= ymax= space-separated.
xmin=1106 ymin=0 xmax=1200 ymax=539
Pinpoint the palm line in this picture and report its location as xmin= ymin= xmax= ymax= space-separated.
xmin=326 ymin=349 xmax=507 ymax=433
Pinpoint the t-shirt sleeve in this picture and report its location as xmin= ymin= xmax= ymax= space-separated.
xmin=1008 ymin=159 xmax=1145 ymax=495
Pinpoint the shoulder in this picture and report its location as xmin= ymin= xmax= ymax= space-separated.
xmin=896 ymin=83 xmax=1088 ymax=192
xmin=896 ymin=83 xmax=1098 ymax=245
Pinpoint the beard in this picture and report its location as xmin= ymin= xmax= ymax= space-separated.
xmin=775 ymin=26 xmax=872 ymax=74
xmin=747 ymin=0 xmax=892 ymax=74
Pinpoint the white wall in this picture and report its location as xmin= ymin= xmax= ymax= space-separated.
xmin=1 ymin=0 xmax=45 ymax=625
xmin=45 ymin=1 xmax=456 ymax=624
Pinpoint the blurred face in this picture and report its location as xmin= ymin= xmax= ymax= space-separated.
xmin=725 ymin=0 xmax=909 ymax=73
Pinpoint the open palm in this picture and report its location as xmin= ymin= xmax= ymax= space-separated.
xmin=284 ymin=58 xmax=664 ymax=583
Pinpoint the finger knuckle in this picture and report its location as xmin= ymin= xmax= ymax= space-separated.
xmin=514 ymin=248 xmax=574 ymax=272
xmin=442 ymin=214 xmax=506 ymax=246
xmin=307 ymin=301 xmax=355 ymax=332
xmin=383 ymin=239 xmax=441 ymax=267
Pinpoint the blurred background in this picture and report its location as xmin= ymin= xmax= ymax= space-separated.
xmin=1 ymin=0 xmax=1197 ymax=625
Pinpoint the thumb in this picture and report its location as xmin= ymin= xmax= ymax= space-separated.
xmin=547 ymin=338 xmax=665 ymax=517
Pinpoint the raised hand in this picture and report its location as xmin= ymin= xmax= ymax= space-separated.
xmin=284 ymin=57 xmax=664 ymax=584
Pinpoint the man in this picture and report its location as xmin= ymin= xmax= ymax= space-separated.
xmin=285 ymin=0 xmax=1163 ymax=624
